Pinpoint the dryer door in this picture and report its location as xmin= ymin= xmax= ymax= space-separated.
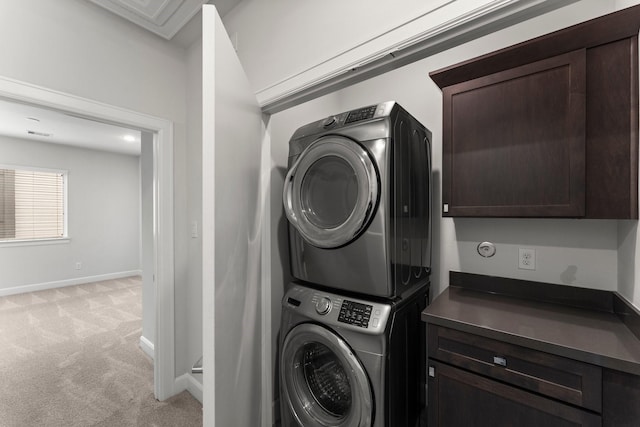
xmin=283 ymin=136 xmax=379 ymax=249
xmin=280 ymin=323 xmax=373 ymax=426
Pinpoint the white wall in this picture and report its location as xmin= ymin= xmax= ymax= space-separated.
xmin=0 ymin=136 xmax=140 ymax=291
xmin=0 ymin=0 xmax=194 ymax=381
xmin=224 ymin=0 xmax=444 ymax=92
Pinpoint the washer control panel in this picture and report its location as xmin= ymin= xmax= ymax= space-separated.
xmin=338 ymin=300 xmax=372 ymax=328
xmin=284 ymin=284 xmax=392 ymax=335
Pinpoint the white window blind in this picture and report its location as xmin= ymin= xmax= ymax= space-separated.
xmin=0 ymin=168 xmax=66 ymax=241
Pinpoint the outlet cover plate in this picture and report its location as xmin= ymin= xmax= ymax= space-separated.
xmin=518 ymin=248 xmax=536 ymax=270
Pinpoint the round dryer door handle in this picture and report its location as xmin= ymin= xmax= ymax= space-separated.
xmin=283 ymin=169 xmax=298 ymax=226
xmin=282 ymin=136 xmax=379 ymax=249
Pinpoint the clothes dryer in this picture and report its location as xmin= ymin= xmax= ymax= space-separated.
xmin=283 ymin=101 xmax=432 ymax=298
xmin=279 ymin=282 xmax=428 ymax=427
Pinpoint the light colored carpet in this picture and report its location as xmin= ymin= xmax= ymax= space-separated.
xmin=0 ymin=276 xmax=202 ymax=426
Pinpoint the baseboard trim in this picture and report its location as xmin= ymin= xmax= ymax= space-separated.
xmin=175 ymin=373 xmax=203 ymax=404
xmin=139 ymin=335 xmax=154 ymax=360
xmin=0 ymin=270 xmax=142 ymax=297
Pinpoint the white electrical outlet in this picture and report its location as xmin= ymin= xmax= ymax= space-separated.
xmin=518 ymin=248 xmax=536 ymax=270
xmin=75 ymin=262 xmax=82 ymax=270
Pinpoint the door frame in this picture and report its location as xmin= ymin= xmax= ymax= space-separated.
xmin=0 ymin=75 xmax=176 ymax=400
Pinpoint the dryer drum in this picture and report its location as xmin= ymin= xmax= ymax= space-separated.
xmin=300 ymin=156 xmax=359 ymax=229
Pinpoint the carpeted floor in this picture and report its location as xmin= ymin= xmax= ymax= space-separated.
xmin=0 ymin=276 xmax=202 ymax=426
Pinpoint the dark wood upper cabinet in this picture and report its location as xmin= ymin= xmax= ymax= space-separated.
xmin=431 ymin=6 xmax=640 ymax=219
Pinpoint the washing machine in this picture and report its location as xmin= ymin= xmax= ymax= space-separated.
xmin=279 ymin=282 xmax=428 ymax=427
xmin=283 ymin=101 xmax=432 ymax=299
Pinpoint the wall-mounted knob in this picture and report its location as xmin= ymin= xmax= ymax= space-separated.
xmin=477 ymin=241 xmax=496 ymax=258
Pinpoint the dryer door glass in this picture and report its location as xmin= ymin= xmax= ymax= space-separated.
xmin=281 ymin=323 xmax=373 ymax=426
xmin=301 ymin=156 xmax=358 ymax=229
xmin=283 ymin=136 xmax=379 ymax=248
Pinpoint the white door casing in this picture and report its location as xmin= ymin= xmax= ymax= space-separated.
xmin=202 ymin=5 xmax=270 ymax=426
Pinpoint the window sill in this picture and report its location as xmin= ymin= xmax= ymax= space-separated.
xmin=0 ymin=237 xmax=70 ymax=248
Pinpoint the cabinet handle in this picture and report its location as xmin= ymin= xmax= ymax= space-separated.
xmin=493 ymin=356 xmax=507 ymax=367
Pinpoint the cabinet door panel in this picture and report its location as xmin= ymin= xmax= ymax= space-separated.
xmin=442 ymin=49 xmax=586 ymax=217
xmin=429 ymin=361 xmax=601 ymax=427
xmin=603 ymin=369 xmax=640 ymax=426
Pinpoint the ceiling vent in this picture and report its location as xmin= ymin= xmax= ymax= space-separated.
xmin=27 ymin=130 xmax=53 ymax=137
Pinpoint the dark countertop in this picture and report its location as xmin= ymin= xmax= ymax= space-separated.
xmin=422 ymin=276 xmax=640 ymax=376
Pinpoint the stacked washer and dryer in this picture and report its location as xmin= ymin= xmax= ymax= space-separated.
xmin=280 ymin=101 xmax=432 ymax=427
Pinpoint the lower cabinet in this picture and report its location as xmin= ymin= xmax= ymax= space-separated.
xmin=427 ymin=325 xmax=640 ymax=426
xmin=602 ymin=369 xmax=640 ymax=426
xmin=429 ymin=360 xmax=600 ymax=427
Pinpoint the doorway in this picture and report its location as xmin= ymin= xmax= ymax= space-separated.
xmin=0 ymin=75 xmax=176 ymax=400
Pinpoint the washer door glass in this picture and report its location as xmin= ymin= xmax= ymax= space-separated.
xmin=281 ymin=323 xmax=373 ymax=426
xmin=283 ymin=136 xmax=379 ymax=248
xmin=303 ymin=342 xmax=352 ymax=417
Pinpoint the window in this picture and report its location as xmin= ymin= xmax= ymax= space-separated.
xmin=0 ymin=167 xmax=66 ymax=242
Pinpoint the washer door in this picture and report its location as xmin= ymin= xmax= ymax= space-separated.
xmin=280 ymin=323 xmax=373 ymax=426
xmin=283 ymin=136 xmax=379 ymax=249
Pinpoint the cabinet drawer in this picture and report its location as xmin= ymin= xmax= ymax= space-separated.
xmin=429 ymin=360 xmax=602 ymax=427
xmin=428 ymin=325 xmax=602 ymax=412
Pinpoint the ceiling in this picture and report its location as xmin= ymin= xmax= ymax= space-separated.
xmin=0 ymin=99 xmax=142 ymax=156
xmin=87 ymin=0 xmax=242 ymax=41
xmin=0 ymin=0 xmax=243 ymax=157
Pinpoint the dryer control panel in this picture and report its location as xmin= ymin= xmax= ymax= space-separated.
xmin=345 ymin=105 xmax=377 ymax=124
xmin=284 ymin=284 xmax=392 ymax=335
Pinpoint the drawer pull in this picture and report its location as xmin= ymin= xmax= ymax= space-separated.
xmin=493 ymin=356 xmax=507 ymax=367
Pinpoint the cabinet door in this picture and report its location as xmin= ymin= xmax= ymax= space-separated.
xmin=442 ymin=49 xmax=586 ymax=217
xmin=428 ymin=361 xmax=601 ymax=427
xmin=602 ymin=369 xmax=640 ymax=427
